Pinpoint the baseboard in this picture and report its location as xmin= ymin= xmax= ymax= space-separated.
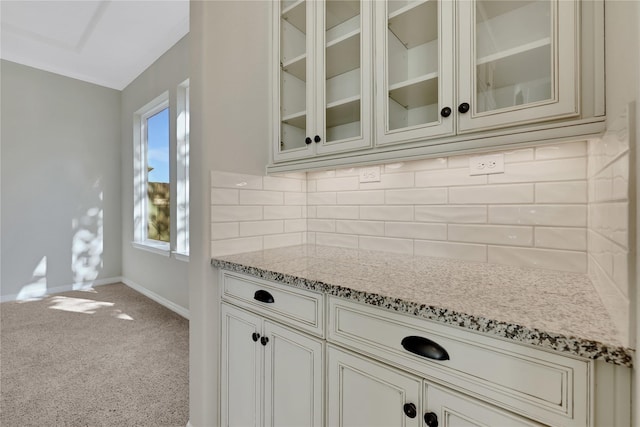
xmin=186 ymin=421 xmax=193 ymax=427
xmin=0 ymin=277 xmax=123 ymax=303
xmin=121 ymin=278 xmax=190 ymax=319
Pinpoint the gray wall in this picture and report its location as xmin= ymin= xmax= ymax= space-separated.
xmin=0 ymin=60 xmax=122 ymax=301
xmin=188 ymin=1 xmax=270 ymax=425
xmin=121 ymin=35 xmax=190 ymax=312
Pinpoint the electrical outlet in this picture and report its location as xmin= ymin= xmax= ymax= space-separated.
xmin=359 ymin=166 xmax=381 ymax=183
xmin=469 ymin=154 xmax=505 ymax=175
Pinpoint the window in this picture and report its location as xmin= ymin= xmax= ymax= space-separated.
xmin=133 ymin=85 xmax=189 ymax=259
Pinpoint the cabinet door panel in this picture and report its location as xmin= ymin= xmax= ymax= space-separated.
xmin=221 ymin=304 xmax=262 ymax=427
xmin=328 ymin=346 xmax=422 ymax=427
xmin=426 ymin=384 xmax=545 ymax=427
xmin=376 ymin=0 xmax=455 ymax=146
xmin=458 ymin=0 xmax=578 ymax=132
xmin=263 ymin=321 xmax=323 ymax=427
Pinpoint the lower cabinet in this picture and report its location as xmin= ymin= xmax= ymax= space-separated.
xmin=327 ymin=346 xmax=545 ymax=427
xmin=220 ymin=303 xmax=324 ymax=427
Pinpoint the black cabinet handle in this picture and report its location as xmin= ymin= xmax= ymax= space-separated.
xmin=458 ymin=102 xmax=470 ymax=114
xmin=440 ymin=107 xmax=452 ymax=117
xmin=314 ymin=135 xmax=321 ymax=143
xmin=401 ymin=336 xmax=449 ymax=361
xmin=260 ymin=336 xmax=269 ymax=346
xmin=403 ymin=403 xmax=417 ymax=418
xmin=424 ymin=412 xmax=438 ymax=427
xmin=254 ymin=289 xmax=274 ymax=304
xmin=251 ymin=332 xmax=260 ymax=342
xmin=305 ymin=137 xmax=312 ymax=145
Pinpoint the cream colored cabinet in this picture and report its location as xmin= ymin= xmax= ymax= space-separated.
xmin=376 ymin=0 xmax=579 ymax=147
xmin=273 ymin=0 xmax=373 ymax=162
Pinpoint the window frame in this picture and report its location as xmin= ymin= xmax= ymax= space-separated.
xmin=175 ymin=79 xmax=190 ymax=260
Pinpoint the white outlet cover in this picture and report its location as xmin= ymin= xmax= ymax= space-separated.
xmin=359 ymin=166 xmax=381 ymax=183
xmin=469 ymin=154 xmax=505 ymax=176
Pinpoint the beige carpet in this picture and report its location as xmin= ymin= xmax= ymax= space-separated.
xmin=0 ymin=283 xmax=189 ymax=427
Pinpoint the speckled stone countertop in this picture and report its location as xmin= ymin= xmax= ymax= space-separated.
xmin=211 ymin=244 xmax=634 ymax=367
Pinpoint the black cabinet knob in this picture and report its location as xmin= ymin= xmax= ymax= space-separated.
xmin=305 ymin=137 xmax=312 ymax=145
xmin=440 ymin=107 xmax=452 ymax=117
xmin=260 ymin=336 xmax=269 ymax=346
xmin=314 ymin=135 xmax=321 ymax=143
xmin=458 ymin=102 xmax=470 ymax=114
xmin=424 ymin=412 xmax=438 ymax=427
xmin=251 ymin=332 xmax=260 ymax=342
xmin=403 ymin=403 xmax=417 ymax=418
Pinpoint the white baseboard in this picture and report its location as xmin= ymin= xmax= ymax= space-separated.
xmin=0 ymin=277 xmax=123 ymax=303
xmin=121 ymin=277 xmax=190 ymax=319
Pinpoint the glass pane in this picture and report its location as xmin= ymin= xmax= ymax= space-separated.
xmin=280 ymin=0 xmax=308 ymax=152
xmin=325 ymin=0 xmax=361 ymax=143
xmin=475 ymin=0 xmax=552 ymax=113
xmin=387 ymin=0 xmax=439 ymax=131
xmin=146 ymin=108 xmax=170 ymax=242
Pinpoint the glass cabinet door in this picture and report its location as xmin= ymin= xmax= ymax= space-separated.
xmin=317 ymin=0 xmax=372 ymax=154
xmin=458 ymin=0 xmax=578 ymax=132
xmin=376 ymin=0 xmax=455 ymax=146
xmin=276 ymin=0 xmax=315 ymax=160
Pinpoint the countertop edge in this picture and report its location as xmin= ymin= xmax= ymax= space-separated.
xmin=211 ymin=258 xmax=635 ymax=368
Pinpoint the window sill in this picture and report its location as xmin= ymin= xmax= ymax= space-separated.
xmin=132 ymin=241 xmax=171 ymax=257
xmin=173 ymin=252 xmax=190 ymax=262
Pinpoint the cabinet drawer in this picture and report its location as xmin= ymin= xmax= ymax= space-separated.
xmin=328 ymin=297 xmax=590 ymax=427
xmin=221 ymin=270 xmax=324 ymax=337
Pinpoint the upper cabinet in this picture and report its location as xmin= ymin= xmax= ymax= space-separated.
xmin=273 ymin=0 xmax=373 ymax=162
xmin=270 ymin=0 xmax=602 ymax=171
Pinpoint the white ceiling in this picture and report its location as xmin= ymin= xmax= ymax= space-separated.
xmin=0 ymin=0 xmax=189 ymax=90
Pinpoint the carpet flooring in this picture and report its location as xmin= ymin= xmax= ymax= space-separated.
xmin=0 ymin=283 xmax=189 ymax=426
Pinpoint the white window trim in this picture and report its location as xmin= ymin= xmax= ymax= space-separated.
xmin=176 ymin=79 xmax=190 ymax=259
xmin=133 ymin=91 xmax=170 ymax=253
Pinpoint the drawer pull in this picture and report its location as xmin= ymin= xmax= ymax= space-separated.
xmin=254 ymin=289 xmax=275 ymax=304
xmin=401 ymin=336 xmax=449 ymax=361
xmin=424 ymin=412 xmax=438 ymax=427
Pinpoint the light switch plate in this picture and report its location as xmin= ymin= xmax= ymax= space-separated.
xmin=359 ymin=166 xmax=381 ymax=183
xmin=469 ymin=154 xmax=505 ymax=175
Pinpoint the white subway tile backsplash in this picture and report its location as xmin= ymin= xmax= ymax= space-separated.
xmin=316 ymin=206 xmax=359 ymax=219
xmin=264 ymin=206 xmax=303 ymax=220
xmin=240 ymin=220 xmax=284 ymax=237
xmin=448 ymin=225 xmax=533 ymax=246
xmin=307 ymin=180 xmax=317 ymax=192
xmin=414 ymin=240 xmax=487 ymax=262
xmin=316 ymin=176 xmax=359 ymax=192
xmin=263 ymin=176 xmax=304 ymax=192
xmin=307 ymin=206 xmax=317 ymax=218
xmin=336 ymin=191 xmax=385 ymax=205
xmin=449 ymin=184 xmax=534 ymax=204
xmin=211 ymin=171 xmax=262 ymax=190
xmin=211 ymin=206 xmax=262 ymax=222
xmin=335 ymin=167 xmax=361 ymax=177
xmin=308 ymin=170 xmax=336 ymax=180
xmin=488 ymin=246 xmax=587 ymax=273
xmin=385 ymin=222 xmax=447 ymax=240
xmin=416 ymin=168 xmax=487 ymax=187
xmin=359 ymin=172 xmax=414 ymax=190
xmin=336 ymin=220 xmax=385 ymax=236
xmin=535 ymin=141 xmax=587 ymax=160
xmin=384 ymin=158 xmax=447 ymax=172
xmin=308 ymin=219 xmax=336 ymax=233
xmin=315 ymin=232 xmax=359 ymax=248
xmin=360 ymin=206 xmax=413 ymax=221
xmin=285 ymin=192 xmax=307 ymax=205
xmin=285 ymin=219 xmax=307 ymax=233
xmin=415 ymin=206 xmax=487 ymax=223
xmin=535 ymin=182 xmax=587 ymax=203
xmin=239 ymin=190 xmax=284 ymax=205
xmin=504 ymin=148 xmax=534 ymax=163
xmin=308 ymin=192 xmax=337 ymax=205
xmin=211 ymin=236 xmax=262 ymax=257
xmin=211 ymin=188 xmax=239 ymax=205
xmin=489 ymin=158 xmax=587 ymax=184
xmin=612 ymin=155 xmax=630 ymax=201
xmin=385 ymin=188 xmax=447 ymax=205
xmin=264 ymin=233 xmax=304 ymax=249
xmin=359 ymin=236 xmax=414 ymax=255
xmin=489 ymin=205 xmax=587 ymax=227
xmin=535 ymin=227 xmax=587 ymax=251
xmin=211 ymin=222 xmax=239 ymax=240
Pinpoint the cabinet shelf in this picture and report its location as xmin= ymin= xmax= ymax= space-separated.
xmin=282 ymin=110 xmax=307 ymax=129
xmin=282 ymin=0 xmax=306 ymax=34
xmin=327 ymin=95 xmax=361 ymax=128
xmin=476 ymin=0 xmax=536 ymax=21
xmin=282 ymin=53 xmax=307 ymax=81
xmin=388 ymin=0 xmax=438 ymax=48
xmin=326 ymin=1 xmax=360 ymax=30
xmin=326 ymin=30 xmax=361 ymax=79
xmin=389 ymin=72 xmax=438 ymax=108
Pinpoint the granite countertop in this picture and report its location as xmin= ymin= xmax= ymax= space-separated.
xmin=211 ymin=244 xmax=634 ymax=367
